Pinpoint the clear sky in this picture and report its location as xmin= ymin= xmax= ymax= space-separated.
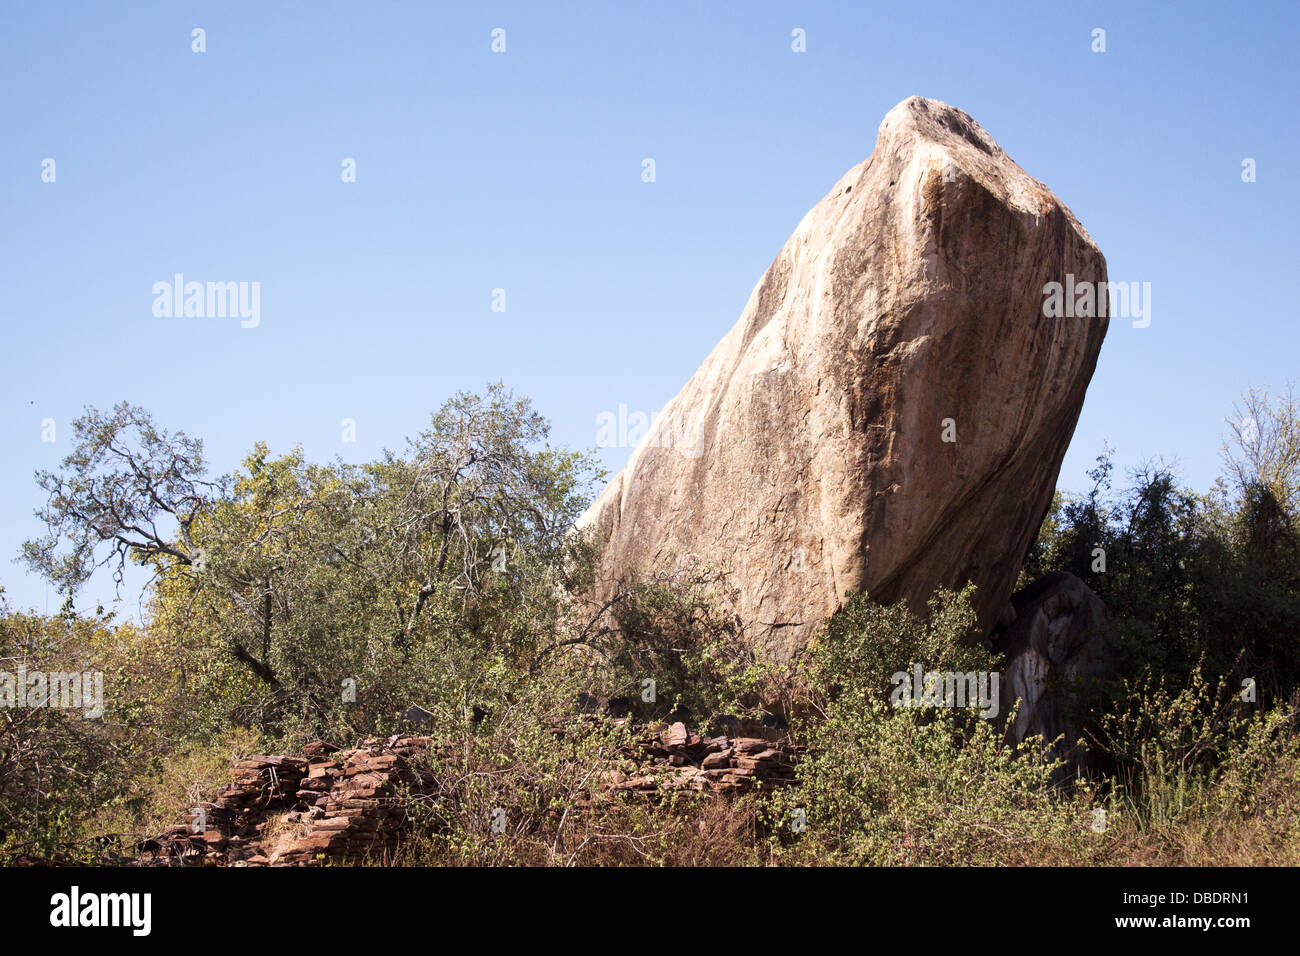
xmin=2 ymin=1 xmax=1297 ymax=616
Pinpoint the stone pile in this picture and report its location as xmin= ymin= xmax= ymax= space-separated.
xmin=138 ymin=753 xmax=309 ymax=865
xmin=138 ymin=721 xmax=796 ymax=866
xmin=138 ymin=735 xmax=440 ymax=867
xmin=610 ymin=721 xmax=797 ymax=795
xmin=267 ymin=735 xmax=439 ymax=865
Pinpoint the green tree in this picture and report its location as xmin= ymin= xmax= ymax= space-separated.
xmin=22 ymin=386 xmax=604 ymax=741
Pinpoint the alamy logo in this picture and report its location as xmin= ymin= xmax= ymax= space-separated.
xmin=0 ymin=667 xmax=103 ymax=718
xmin=595 ymin=404 xmax=706 ymax=459
xmin=890 ymin=663 xmax=1000 ymax=718
xmin=49 ymin=886 xmax=151 ymax=936
xmin=1042 ymin=273 xmax=1151 ymax=328
xmin=151 ymin=274 xmax=260 ymax=328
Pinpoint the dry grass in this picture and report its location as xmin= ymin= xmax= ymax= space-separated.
xmin=82 ymin=726 xmax=264 ymax=853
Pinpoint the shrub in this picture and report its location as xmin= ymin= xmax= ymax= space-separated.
xmin=768 ymin=588 xmax=1090 ymax=865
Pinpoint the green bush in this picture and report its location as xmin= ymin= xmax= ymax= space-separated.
xmin=769 ymin=588 xmax=1090 ymax=865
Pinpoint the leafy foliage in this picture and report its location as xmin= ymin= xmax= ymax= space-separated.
xmin=22 ymin=385 xmax=604 ymax=743
xmin=768 ymin=588 xmax=1085 ymax=864
xmin=4 ymin=382 xmax=1300 ymax=866
xmin=1023 ymin=408 xmax=1300 ymax=704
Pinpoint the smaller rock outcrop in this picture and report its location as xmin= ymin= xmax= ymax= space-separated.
xmin=992 ymin=571 xmax=1115 ymax=768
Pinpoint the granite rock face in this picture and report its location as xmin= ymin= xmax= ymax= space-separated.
xmin=579 ymin=96 xmax=1108 ymax=659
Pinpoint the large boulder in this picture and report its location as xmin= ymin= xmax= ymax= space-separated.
xmin=579 ymin=96 xmax=1108 ymax=660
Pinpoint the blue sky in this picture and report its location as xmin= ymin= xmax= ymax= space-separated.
xmin=2 ymin=1 xmax=1297 ymax=615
